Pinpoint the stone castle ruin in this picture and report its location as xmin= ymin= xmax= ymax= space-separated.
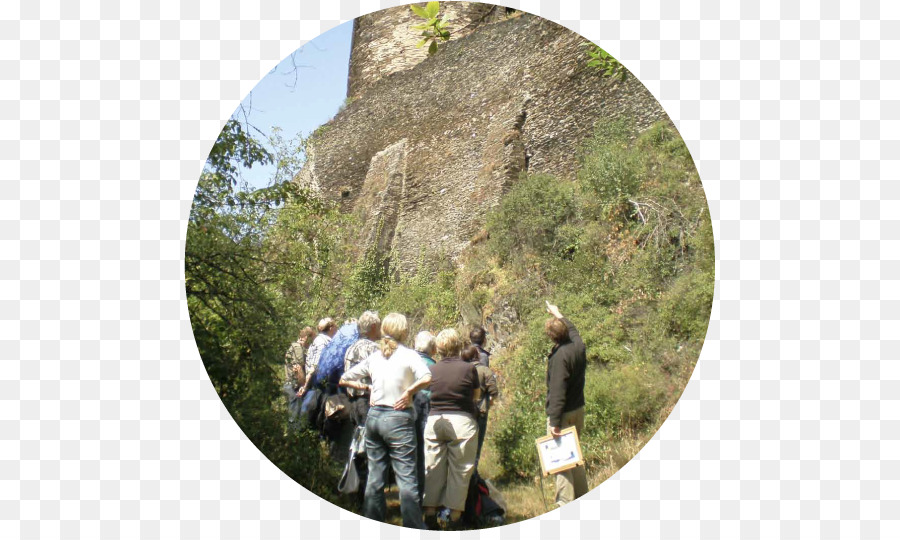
xmin=296 ymin=3 xmax=670 ymax=271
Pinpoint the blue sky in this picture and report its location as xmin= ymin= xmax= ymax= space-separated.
xmin=230 ymin=21 xmax=353 ymax=189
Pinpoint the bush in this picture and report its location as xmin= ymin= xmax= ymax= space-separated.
xmin=578 ymin=120 xmax=641 ymax=215
xmin=584 ymin=362 xmax=669 ymax=436
xmin=344 ymin=244 xmax=391 ymax=315
xmin=377 ymin=263 xmax=459 ymax=333
xmin=487 ymin=173 xmax=577 ymax=262
xmin=486 ymin=120 xmax=713 ymax=481
xmin=491 ymin=402 xmax=545 ymax=479
xmin=490 ymin=319 xmax=553 ymax=478
xmin=656 ymin=268 xmax=714 ymax=342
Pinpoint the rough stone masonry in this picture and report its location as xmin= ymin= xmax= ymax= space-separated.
xmin=296 ymin=6 xmax=671 ymax=272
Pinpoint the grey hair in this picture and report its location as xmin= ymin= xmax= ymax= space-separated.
xmin=414 ymin=331 xmax=436 ymax=355
xmin=357 ymin=311 xmax=381 ymax=336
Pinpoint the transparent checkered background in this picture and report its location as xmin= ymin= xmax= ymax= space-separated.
xmin=1 ymin=0 xmax=896 ymax=538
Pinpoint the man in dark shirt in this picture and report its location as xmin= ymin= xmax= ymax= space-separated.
xmin=544 ymin=302 xmax=588 ymax=507
xmin=469 ymin=326 xmax=491 ymax=367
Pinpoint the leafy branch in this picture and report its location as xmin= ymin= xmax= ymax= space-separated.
xmin=411 ymin=2 xmax=450 ymax=55
xmin=584 ymin=43 xmax=628 ymax=81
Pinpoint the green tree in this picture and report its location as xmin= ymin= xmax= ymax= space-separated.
xmin=186 ymin=119 xmax=344 ymax=496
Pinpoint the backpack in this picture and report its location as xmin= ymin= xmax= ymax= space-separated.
xmin=463 ymin=471 xmax=506 ymax=527
xmin=312 ymin=323 xmax=359 ymax=389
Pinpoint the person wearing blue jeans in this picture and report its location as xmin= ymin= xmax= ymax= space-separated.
xmin=364 ymin=406 xmax=421 ymax=526
xmin=340 ymin=313 xmax=432 ymax=529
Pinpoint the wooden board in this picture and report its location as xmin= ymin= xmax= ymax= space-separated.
xmin=535 ymin=426 xmax=585 ymax=477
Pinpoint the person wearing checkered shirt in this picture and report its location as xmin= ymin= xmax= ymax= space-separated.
xmin=343 ymin=311 xmax=381 ymax=417
xmin=283 ymin=326 xmax=315 ymax=426
xmin=297 ymin=317 xmax=338 ymax=398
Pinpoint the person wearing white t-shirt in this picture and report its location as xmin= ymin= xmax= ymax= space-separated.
xmin=340 ymin=312 xmax=431 ymax=529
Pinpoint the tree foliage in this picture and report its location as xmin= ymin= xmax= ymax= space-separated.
xmin=186 ymin=119 xmax=345 ymax=495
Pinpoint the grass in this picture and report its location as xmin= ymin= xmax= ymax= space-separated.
xmin=472 ymin=396 xmax=667 ymax=526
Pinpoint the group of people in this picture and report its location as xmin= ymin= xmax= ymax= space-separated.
xmin=282 ymin=303 xmax=587 ymax=529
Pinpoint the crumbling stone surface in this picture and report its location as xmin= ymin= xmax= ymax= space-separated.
xmin=300 ymin=10 xmax=670 ymax=273
xmin=348 ymin=2 xmax=504 ymax=98
xmin=356 ymin=139 xmax=408 ymax=253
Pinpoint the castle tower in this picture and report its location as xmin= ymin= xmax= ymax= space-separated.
xmin=302 ymin=10 xmax=669 ymax=273
xmin=347 ymin=2 xmax=505 ymax=99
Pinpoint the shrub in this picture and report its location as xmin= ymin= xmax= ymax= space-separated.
xmin=637 ymin=121 xmax=694 ymax=164
xmin=490 ymin=319 xmax=553 ymax=478
xmin=486 ymin=120 xmax=713 ymax=482
xmin=655 ymin=268 xmax=714 ymax=342
xmin=344 ymin=244 xmax=391 ymax=315
xmin=584 ymin=362 xmax=669 ymax=436
xmin=491 ymin=402 xmax=545 ymax=479
xmin=377 ymin=263 xmax=459 ymax=332
xmin=487 ymin=173 xmax=577 ymax=262
xmin=578 ymin=121 xmax=641 ymax=215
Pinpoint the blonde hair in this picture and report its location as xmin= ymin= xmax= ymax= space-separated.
xmin=379 ymin=312 xmax=409 ymax=358
xmin=435 ymin=328 xmax=462 ymax=358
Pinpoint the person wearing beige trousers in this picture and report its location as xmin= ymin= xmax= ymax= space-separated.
xmin=422 ymin=329 xmax=481 ymax=529
xmin=544 ymin=302 xmax=589 ymax=506
xmin=546 ymin=407 xmax=589 ymax=504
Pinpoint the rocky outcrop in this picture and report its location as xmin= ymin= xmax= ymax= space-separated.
xmin=356 ymin=139 xmax=407 ymax=253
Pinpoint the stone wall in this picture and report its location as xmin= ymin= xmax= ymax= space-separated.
xmin=302 ymin=12 xmax=671 ymax=272
xmin=347 ymin=3 xmax=505 ymax=99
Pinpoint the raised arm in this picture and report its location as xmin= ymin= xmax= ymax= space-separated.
xmin=561 ymin=318 xmax=582 ymax=347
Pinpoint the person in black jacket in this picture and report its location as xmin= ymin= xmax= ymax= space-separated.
xmin=544 ymin=302 xmax=588 ymax=506
xmin=469 ymin=326 xmax=491 ymax=367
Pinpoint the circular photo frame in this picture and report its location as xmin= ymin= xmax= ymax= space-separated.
xmin=186 ymin=2 xmax=713 ymax=530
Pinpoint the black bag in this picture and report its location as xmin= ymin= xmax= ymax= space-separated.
xmin=320 ymin=391 xmax=351 ymax=448
xmin=463 ymin=471 xmax=505 ymax=527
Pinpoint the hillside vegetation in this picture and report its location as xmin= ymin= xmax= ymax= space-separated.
xmin=186 ymin=119 xmax=713 ymax=521
xmin=464 ymin=121 xmax=714 ymax=485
